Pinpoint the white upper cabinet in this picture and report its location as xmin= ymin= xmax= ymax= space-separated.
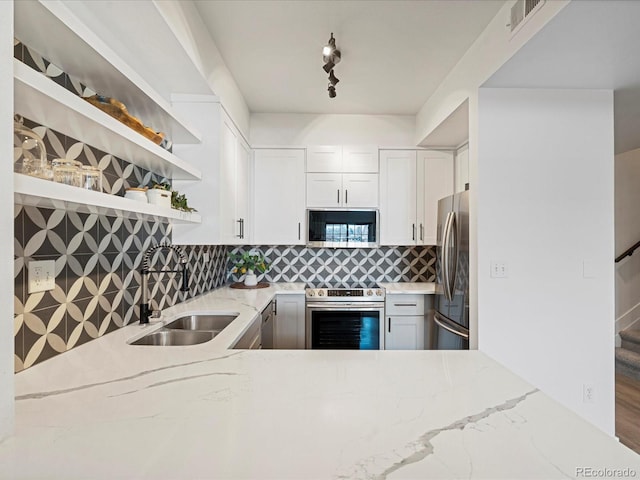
xmin=307 ymin=173 xmax=378 ymax=208
xmin=219 ymin=112 xmax=250 ymax=245
xmin=306 ymin=146 xmax=343 ymax=172
xmin=306 ymin=173 xmax=343 ymax=207
xmin=172 ymin=100 xmax=250 ymax=245
xmin=306 ymin=145 xmax=379 ymax=208
xmin=342 ymin=174 xmax=379 ymax=207
xmin=342 ymin=145 xmax=379 ymax=173
xmin=253 ymin=149 xmax=306 ymax=245
xmin=380 ymin=149 xmax=453 ymax=246
xmin=417 ymin=151 xmax=454 ymax=245
xmin=380 ymin=150 xmax=417 ymax=245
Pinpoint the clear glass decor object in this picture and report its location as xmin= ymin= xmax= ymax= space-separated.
xmin=52 ymin=159 xmax=83 ymax=187
xmin=80 ymin=165 xmax=102 ymax=192
xmin=13 ymin=114 xmax=50 ymax=179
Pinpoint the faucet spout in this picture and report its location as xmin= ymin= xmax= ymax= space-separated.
xmin=139 ymin=244 xmax=189 ymax=324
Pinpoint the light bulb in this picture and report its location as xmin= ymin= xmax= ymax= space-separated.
xmin=322 ymin=45 xmax=332 ymax=56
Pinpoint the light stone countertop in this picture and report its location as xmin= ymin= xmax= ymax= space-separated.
xmin=1 ymin=282 xmax=639 ymax=479
xmin=379 ymin=281 xmax=437 ymax=294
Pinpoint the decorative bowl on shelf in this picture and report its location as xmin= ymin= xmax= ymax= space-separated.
xmin=124 ymin=187 xmax=148 ymax=203
xmin=147 ymin=188 xmax=171 ymax=208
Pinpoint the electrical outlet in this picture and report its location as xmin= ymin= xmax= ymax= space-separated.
xmin=583 ymin=384 xmax=595 ymax=404
xmin=490 ymin=261 xmax=508 ymax=278
xmin=28 ymin=260 xmax=56 ymax=294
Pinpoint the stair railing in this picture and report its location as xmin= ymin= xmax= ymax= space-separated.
xmin=616 ymin=239 xmax=640 ymax=263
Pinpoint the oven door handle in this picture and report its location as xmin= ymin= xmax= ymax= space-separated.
xmin=306 ymin=302 xmax=384 ymax=309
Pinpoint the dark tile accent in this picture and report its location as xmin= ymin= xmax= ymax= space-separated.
xmin=98 ymin=252 xmax=122 ymax=294
xmin=66 ymin=212 xmax=99 ymax=255
xmin=66 ymin=297 xmax=100 ymax=349
xmin=14 ymin=321 xmax=24 ymax=371
xmin=98 ymin=290 xmax=123 ymax=336
xmin=98 ymin=215 xmax=124 ymax=254
xmin=22 ymin=206 xmax=66 ymax=257
xmin=23 ymin=305 xmax=67 ymax=367
xmin=66 ymin=254 xmax=99 ymax=302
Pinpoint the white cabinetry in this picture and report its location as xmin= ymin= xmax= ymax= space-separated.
xmin=417 ymin=151 xmax=454 ymax=245
xmin=275 ymin=294 xmax=305 ymax=349
xmin=385 ymin=294 xmax=425 ymax=350
xmin=380 ymin=149 xmax=453 ymax=246
xmin=307 ymin=173 xmax=378 ymax=208
xmin=232 ymin=315 xmax=261 ymax=350
xmin=220 ymin=113 xmax=250 ymax=245
xmin=379 ymin=150 xmax=417 ymax=245
xmin=172 ymin=100 xmax=250 ymax=245
xmin=253 ymin=149 xmax=306 ymax=245
xmin=306 ymin=145 xmax=379 ymax=208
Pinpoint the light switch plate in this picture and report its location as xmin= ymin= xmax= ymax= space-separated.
xmin=28 ymin=260 xmax=56 ymax=294
xmin=490 ymin=261 xmax=508 ymax=278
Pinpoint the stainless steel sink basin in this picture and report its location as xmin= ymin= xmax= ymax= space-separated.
xmin=130 ymin=330 xmax=214 ymax=346
xmin=164 ymin=314 xmax=238 ymax=332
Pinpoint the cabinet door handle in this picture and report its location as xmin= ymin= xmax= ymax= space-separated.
xmin=237 ymin=219 xmax=242 ymax=238
xmin=298 ymin=222 xmax=301 ymax=240
xmin=337 ymin=189 xmax=340 ymax=204
xmin=420 ymin=223 xmax=424 ymax=242
xmin=388 ymin=318 xmax=391 ymax=333
xmin=412 ymin=223 xmax=415 ymax=241
xmin=241 ymin=218 xmax=245 ymax=239
xmin=394 ymin=303 xmax=417 ymax=307
xmin=345 ymin=189 xmax=348 ymax=204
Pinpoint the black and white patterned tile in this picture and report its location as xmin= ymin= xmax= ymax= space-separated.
xmin=228 ymin=245 xmax=436 ymax=285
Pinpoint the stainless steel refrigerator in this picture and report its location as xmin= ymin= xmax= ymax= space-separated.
xmin=432 ymin=190 xmax=470 ymax=349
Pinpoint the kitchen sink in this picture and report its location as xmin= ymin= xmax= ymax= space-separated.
xmin=130 ymin=330 xmax=214 ymax=346
xmin=164 ymin=314 xmax=238 ymax=333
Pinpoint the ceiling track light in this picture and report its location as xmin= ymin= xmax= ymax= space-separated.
xmin=322 ymin=33 xmax=341 ymax=98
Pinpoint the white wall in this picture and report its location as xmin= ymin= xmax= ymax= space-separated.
xmin=415 ymin=1 xmax=569 ymax=146
xmin=154 ymin=0 xmax=251 ymax=140
xmin=250 ymin=113 xmax=415 ymax=146
xmin=478 ymin=88 xmax=615 ymax=435
xmin=1 ymin=0 xmax=15 ymax=442
xmin=615 ymin=147 xmax=640 ymax=333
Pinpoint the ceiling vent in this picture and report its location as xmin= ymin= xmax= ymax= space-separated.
xmin=510 ymin=0 xmax=545 ymax=35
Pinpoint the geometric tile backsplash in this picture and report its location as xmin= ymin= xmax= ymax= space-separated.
xmin=12 ymin=38 xmax=437 ymax=373
xmin=229 ymin=245 xmax=436 ymax=285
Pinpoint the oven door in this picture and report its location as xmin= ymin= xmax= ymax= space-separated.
xmin=306 ymin=302 xmax=384 ymax=350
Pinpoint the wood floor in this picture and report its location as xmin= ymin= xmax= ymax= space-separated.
xmin=616 ymin=373 xmax=640 ymax=453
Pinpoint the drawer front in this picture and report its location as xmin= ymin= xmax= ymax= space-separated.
xmin=385 ymin=294 xmax=425 ymax=316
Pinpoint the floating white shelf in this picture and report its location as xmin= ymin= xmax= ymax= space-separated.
xmin=14 ymin=0 xmax=202 ymax=144
xmin=14 ymin=174 xmax=202 ymax=225
xmin=14 ymin=60 xmax=202 ymax=182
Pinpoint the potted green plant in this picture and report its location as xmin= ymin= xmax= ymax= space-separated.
xmin=229 ymin=252 xmax=269 ymax=286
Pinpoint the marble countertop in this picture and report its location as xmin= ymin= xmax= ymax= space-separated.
xmin=379 ymin=282 xmax=437 ymax=294
xmin=1 ymin=282 xmax=639 ymax=479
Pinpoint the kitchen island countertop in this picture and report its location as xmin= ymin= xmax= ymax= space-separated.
xmin=1 ymin=282 xmax=639 ymax=479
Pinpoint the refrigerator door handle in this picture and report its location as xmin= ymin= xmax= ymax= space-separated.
xmin=442 ymin=212 xmax=453 ymax=302
xmin=447 ymin=212 xmax=458 ymax=301
xmin=434 ymin=311 xmax=469 ymax=339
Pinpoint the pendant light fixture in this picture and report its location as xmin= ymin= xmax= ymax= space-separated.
xmin=322 ymin=33 xmax=341 ymax=98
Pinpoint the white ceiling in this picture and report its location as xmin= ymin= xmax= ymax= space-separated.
xmin=483 ymin=0 xmax=640 ymax=154
xmin=193 ymin=0 xmax=504 ymax=115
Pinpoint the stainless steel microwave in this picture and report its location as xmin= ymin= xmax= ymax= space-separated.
xmin=307 ymin=209 xmax=379 ymax=248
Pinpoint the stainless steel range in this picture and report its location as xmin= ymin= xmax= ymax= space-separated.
xmin=305 ymin=283 xmax=385 ymax=350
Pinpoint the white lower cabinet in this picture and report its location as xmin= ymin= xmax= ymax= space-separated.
xmin=385 ymin=316 xmax=425 ymax=350
xmin=253 ymin=149 xmax=305 ymax=245
xmin=275 ymin=294 xmax=305 ymax=349
xmin=233 ymin=315 xmax=261 ymax=349
xmin=384 ymin=294 xmax=426 ymax=350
